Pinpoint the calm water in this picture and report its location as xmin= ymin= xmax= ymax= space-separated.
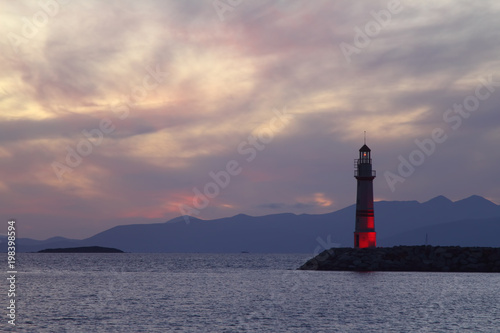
xmin=3 ymin=253 xmax=499 ymax=332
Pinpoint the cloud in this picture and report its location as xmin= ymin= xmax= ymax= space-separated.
xmin=1 ymin=1 xmax=499 ymax=239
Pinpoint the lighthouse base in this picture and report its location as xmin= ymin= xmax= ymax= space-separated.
xmin=354 ymin=232 xmax=376 ymax=248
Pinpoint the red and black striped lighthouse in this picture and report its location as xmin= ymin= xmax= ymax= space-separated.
xmin=354 ymin=139 xmax=376 ymax=248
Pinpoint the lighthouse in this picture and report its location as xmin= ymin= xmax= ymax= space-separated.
xmin=354 ymin=138 xmax=376 ymax=248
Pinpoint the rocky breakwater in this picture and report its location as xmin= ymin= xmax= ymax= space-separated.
xmin=299 ymin=246 xmax=500 ymax=272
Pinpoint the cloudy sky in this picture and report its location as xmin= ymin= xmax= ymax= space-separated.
xmin=1 ymin=0 xmax=499 ymax=239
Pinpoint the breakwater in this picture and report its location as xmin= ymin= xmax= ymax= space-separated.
xmin=299 ymin=246 xmax=500 ymax=272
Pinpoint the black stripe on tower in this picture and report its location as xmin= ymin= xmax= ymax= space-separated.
xmin=356 ymin=210 xmax=374 ymax=217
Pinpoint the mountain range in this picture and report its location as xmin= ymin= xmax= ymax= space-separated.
xmin=3 ymin=195 xmax=500 ymax=253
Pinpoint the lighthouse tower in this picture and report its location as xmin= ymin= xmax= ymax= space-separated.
xmin=354 ymin=138 xmax=376 ymax=248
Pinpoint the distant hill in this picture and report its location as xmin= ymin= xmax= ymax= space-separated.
xmin=381 ymin=217 xmax=500 ymax=247
xmin=3 ymin=195 xmax=500 ymax=253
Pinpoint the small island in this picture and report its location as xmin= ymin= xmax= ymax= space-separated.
xmin=299 ymin=246 xmax=500 ymax=272
xmin=38 ymin=246 xmax=124 ymax=253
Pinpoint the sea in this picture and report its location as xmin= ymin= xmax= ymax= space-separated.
xmin=3 ymin=253 xmax=499 ymax=332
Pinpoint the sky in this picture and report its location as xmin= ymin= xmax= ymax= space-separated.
xmin=1 ymin=0 xmax=499 ymax=239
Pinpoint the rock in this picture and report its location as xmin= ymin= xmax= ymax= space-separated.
xmin=298 ymin=246 xmax=500 ymax=272
xmin=37 ymin=246 xmax=124 ymax=253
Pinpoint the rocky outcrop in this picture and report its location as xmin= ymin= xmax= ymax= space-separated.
xmin=38 ymin=246 xmax=124 ymax=253
xmin=299 ymin=246 xmax=500 ymax=272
